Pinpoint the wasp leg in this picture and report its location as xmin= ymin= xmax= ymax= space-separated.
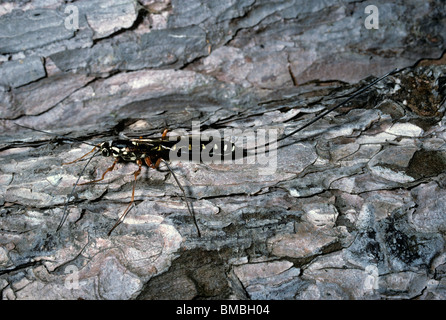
xmin=57 ymin=151 xmax=97 ymax=232
xmin=63 ymin=146 xmax=98 ymax=165
xmin=108 ymin=159 xmax=142 ymax=236
xmin=144 ymin=157 xmax=162 ymax=169
xmin=161 ymin=129 xmax=168 ymax=140
xmin=79 ymin=158 xmax=118 ymax=185
xmin=161 ymin=160 xmax=201 ymax=237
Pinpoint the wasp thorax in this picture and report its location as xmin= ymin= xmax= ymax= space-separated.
xmin=100 ymin=142 xmax=111 ymax=157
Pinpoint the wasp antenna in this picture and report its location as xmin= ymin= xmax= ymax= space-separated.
xmin=278 ymin=68 xmax=400 ymax=142
xmin=162 ymin=160 xmax=201 ymax=238
xmin=247 ymin=68 xmax=401 ymax=154
xmin=57 ymin=149 xmax=99 ymax=232
xmin=15 ymin=123 xmax=97 ymax=147
xmin=62 ymin=145 xmax=99 ymax=165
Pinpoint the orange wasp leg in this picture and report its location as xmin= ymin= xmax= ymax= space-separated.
xmin=107 ymin=159 xmax=143 ymax=236
xmin=107 ymin=130 xmax=166 ymax=235
xmin=63 ymin=145 xmax=98 ymax=165
xmin=144 ymin=156 xmax=162 ymax=169
xmin=161 ymin=128 xmax=168 ymax=140
xmin=78 ymin=158 xmax=119 ymax=186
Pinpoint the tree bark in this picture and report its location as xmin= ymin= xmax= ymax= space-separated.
xmin=0 ymin=0 xmax=445 ymax=300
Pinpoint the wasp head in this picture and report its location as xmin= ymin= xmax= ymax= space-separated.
xmin=100 ymin=142 xmax=111 ymax=157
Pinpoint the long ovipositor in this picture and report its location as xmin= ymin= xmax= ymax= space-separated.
xmin=15 ymin=67 xmax=401 ymax=237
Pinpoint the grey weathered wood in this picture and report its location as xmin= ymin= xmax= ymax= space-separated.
xmin=0 ymin=0 xmax=445 ymax=300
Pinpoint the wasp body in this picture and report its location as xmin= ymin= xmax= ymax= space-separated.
xmin=100 ymin=136 xmax=237 ymax=163
xmin=61 ymin=130 xmax=240 ymax=236
xmin=17 ymin=68 xmax=399 ymax=237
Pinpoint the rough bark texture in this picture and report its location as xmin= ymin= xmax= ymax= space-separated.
xmin=0 ymin=0 xmax=446 ymax=300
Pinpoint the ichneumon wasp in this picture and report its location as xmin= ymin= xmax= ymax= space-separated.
xmin=56 ymin=128 xmax=239 ymax=237
xmin=16 ymin=68 xmax=400 ymax=237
